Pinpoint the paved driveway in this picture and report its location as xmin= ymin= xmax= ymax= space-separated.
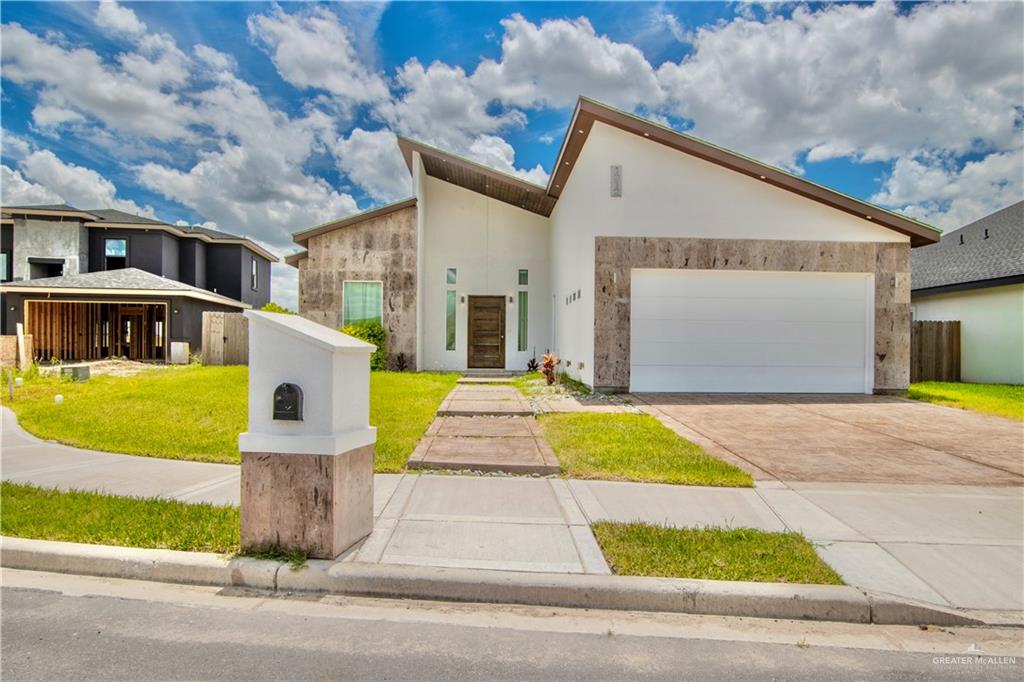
xmin=633 ymin=394 xmax=1024 ymax=485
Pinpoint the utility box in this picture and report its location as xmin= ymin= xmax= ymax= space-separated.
xmin=238 ymin=310 xmax=377 ymax=559
xmin=169 ymin=341 xmax=190 ymax=365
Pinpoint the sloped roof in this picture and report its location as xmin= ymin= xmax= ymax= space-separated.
xmin=292 ymin=197 xmax=417 ymax=248
xmin=392 ymin=96 xmax=941 ymax=246
xmin=911 ymin=202 xmax=1024 ymax=293
xmin=0 ymin=267 xmax=248 ymax=308
xmin=87 ymin=208 xmax=167 ymax=226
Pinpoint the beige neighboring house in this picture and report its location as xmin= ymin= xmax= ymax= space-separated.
xmin=911 ymin=201 xmax=1024 ymax=385
xmin=288 ymin=97 xmax=941 ymax=393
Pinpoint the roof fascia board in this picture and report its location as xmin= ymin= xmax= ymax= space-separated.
xmin=292 ymin=197 xmax=416 ymax=247
xmin=3 ymin=208 xmax=100 ymax=220
xmin=912 ymin=274 xmax=1024 ymax=298
xmin=85 ymin=222 xmax=278 ymax=262
xmin=284 ymin=250 xmax=308 ymax=267
xmin=0 ymin=285 xmax=250 ymax=308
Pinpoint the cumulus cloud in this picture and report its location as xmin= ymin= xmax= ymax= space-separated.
xmin=331 ymin=128 xmax=411 ymax=203
xmin=1 ymin=22 xmax=197 ymax=140
xmin=6 ymin=150 xmax=156 ymax=216
xmin=655 ymin=1 xmax=1024 ymax=169
xmin=873 ymin=149 xmax=1024 ymax=230
xmin=94 ymin=0 xmax=147 ymax=38
xmin=472 ymin=14 xmax=664 ymax=110
xmin=248 ymin=5 xmax=389 ymax=107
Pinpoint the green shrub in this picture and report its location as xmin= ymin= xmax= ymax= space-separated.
xmin=261 ymin=301 xmax=295 ymax=314
xmin=341 ymin=320 xmax=388 ymax=371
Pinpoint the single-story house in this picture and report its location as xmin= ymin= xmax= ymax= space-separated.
xmin=911 ymin=201 xmax=1023 ymax=384
xmin=289 ymin=97 xmax=940 ymax=393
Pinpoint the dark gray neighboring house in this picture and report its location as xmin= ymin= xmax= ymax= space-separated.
xmin=0 ymin=204 xmax=278 ymax=362
xmin=911 ymin=201 xmax=1024 ymax=384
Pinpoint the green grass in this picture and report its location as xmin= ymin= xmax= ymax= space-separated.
xmin=539 ymin=413 xmax=753 ymax=487
xmin=1 ymin=481 xmax=239 ymax=553
xmin=1 ymin=367 xmax=457 ymax=470
xmin=592 ymin=522 xmax=843 ymax=584
xmin=907 ymin=382 xmax=1024 ymax=421
xmin=513 ymin=371 xmax=592 ymax=397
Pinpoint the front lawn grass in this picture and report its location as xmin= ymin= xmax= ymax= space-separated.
xmin=592 ymin=522 xmax=843 ymax=585
xmin=2 ymin=366 xmax=457 ymax=470
xmin=907 ymin=382 xmax=1024 ymax=421
xmin=539 ymin=413 xmax=753 ymax=487
xmin=0 ymin=481 xmax=239 ymax=553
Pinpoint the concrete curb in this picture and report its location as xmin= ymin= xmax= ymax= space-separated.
xmin=1 ymin=537 xmax=991 ymax=627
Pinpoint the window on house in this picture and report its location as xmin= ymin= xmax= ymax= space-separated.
xmin=446 ymin=290 xmax=457 ymax=351
xmin=104 ymin=238 xmax=127 ymax=270
xmin=517 ymin=291 xmax=528 ymax=352
xmin=0 ymin=252 xmax=8 ymax=282
xmin=154 ymin=320 xmax=164 ymax=348
xmin=250 ymin=257 xmax=258 ymax=291
xmin=518 ymin=269 xmax=528 ymax=286
xmin=342 ymin=281 xmax=383 ymax=326
xmin=446 ymin=267 xmax=457 ymax=284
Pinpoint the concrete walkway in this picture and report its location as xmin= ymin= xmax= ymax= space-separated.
xmin=2 ymin=407 xmax=1021 ymax=613
xmin=411 ymin=383 xmax=559 ymax=474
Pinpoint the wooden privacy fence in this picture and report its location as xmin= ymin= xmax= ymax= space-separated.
xmin=911 ymin=320 xmax=960 ymax=383
xmin=202 ymin=312 xmax=248 ymax=365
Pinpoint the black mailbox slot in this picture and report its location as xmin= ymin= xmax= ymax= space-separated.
xmin=273 ymin=383 xmax=303 ymax=421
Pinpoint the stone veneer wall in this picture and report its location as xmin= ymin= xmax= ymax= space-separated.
xmin=593 ymin=236 xmax=911 ymax=393
xmin=298 ymin=206 xmax=417 ymax=369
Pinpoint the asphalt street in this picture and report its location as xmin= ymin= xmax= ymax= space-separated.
xmin=2 ymin=569 xmax=1021 ymax=681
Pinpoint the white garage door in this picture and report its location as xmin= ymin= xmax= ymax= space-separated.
xmin=629 ymin=269 xmax=873 ymax=393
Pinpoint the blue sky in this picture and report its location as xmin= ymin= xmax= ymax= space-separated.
xmin=2 ymin=1 xmax=1021 ymax=307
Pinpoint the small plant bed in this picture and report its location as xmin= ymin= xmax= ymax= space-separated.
xmin=513 ymin=371 xmax=591 ymax=397
xmin=539 ymin=413 xmax=753 ymax=486
xmin=1 ymin=481 xmax=239 ymax=553
xmin=592 ymin=522 xmax=843 ymax=585
xmin=907 ymin=382 xmax=1024 ymax=421
xmin=2 ymin=366 xmax=457 ymax=470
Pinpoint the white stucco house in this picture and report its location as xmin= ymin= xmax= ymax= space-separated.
xmin=911 ymin=201 xmax=1024 ymax=385
xmin=289 ymin=97 xmax=940 ymax=394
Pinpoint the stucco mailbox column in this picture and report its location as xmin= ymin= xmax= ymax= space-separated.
xmin=238 ymin=310 xmax=377 ymax=559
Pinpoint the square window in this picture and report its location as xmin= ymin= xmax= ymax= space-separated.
xmin=518 ymin=269 xmax=528 ymax=286
xmin=342 ymin=281 xmax=383 ymax=326
xmin=104 ymin=238 xmax=127 ymax=270
xmin=446 ymin=267 xmax=457 ymax=284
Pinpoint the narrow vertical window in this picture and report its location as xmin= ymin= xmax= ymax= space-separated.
xmin=446 ymin=267 xmax=457 ymax=284
xmin=517 ymin=291 xmax=528 ymax=351
xmin=154 ymin=320 xmax=164 ymax=348
xmin=445 ymin=290 xmax=456 ymax=351
xmin=518 ymin=268 xmax=528 ymax=286
xmin=250 ymin=257 xmax=258 ymax=291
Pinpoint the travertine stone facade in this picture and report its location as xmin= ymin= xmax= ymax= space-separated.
xmin=297 ymin=206 xmax=417 ymax=369
xmin=593 ymin=237 xmax=911 ymax=393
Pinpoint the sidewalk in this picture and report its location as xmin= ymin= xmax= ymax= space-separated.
xmin=2 ymin=407 xmax=1021 ymax=613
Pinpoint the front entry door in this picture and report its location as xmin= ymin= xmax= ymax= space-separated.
xmin=467 ymin=296 xmax=506 ymax=368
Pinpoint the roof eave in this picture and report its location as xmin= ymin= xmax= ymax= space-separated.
xmin=292 ymin=198 xmax=417 ymax=247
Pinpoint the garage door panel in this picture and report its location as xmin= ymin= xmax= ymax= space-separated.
xmin=632 ymin=269 xmax=868 ymax=300
xmin=636 ymin=319 xmax=865 ymax=345
xmin=631 ymin=340 xmax=866 ymax=368
xmin=629 ymin=270 xmax=872 ymax=393
xmin=631 ymin=365 xmax=868 ymax=393
xmin=632 ymin=296 xmax=866 ymax=324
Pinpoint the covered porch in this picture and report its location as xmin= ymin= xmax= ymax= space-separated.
xmin=26 ymin=300 xmax=167 ymax=363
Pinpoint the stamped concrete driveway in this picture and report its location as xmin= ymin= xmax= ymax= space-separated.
xmin=633 ymin=394 xmax=1024 ymax=485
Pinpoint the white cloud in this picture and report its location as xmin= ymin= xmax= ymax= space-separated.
xmin=2 ymin=150 xmax=156 ymax=216
xmin=872 ymin=149 xmax=1024 ymax=230
xmin=1 ymin=23 xmax=198 ymax=140
xmin=94 ymin=0 xmax=147 ymax=38
xmin=472 ymin=14 xmax=664 ymax=111
xmin=467 ymin=135 xmax=549 ymax=185
xmin=271 ymin=264 xmax=299 ymax=310
xmin=655 ymin=1 xmax=1024 ymax=168
xmin=0 ymin=164 xmax=62 ymax=205
xmin=248 ymin=5 xmax=389 ymax=107
xmin=331 ymin=128 xmax=411 ymax=203
xmin=2 ymin=130 xmax=34 ymax=161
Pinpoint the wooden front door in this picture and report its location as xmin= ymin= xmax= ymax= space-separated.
xmin=467 ymin=296 xmax=506 ymax=368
